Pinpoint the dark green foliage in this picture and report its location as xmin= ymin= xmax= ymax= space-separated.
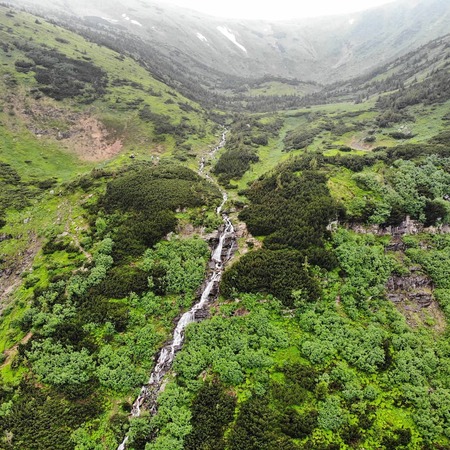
xmin=340 ymin=424 xmax=362 ymax=446
xmin=376 ymin=144 xmax=450 ymax=163
xmin=213 ymin=116 xmax=282 ymax=184
xmin=424 ymin=199 xmax=448 ymax=226
xmin=325 ymin=153 xmax=378 ymax=172
xmin=184 ymin=382 xmax=236 ymax=450
xmin=375 ymin=109 xmax=407 ymax=128
xmin=280 ymin=409 xmax=318 ymax=439
xmin=99 ymin=163 xmax=220 ymax=261
xmin=222 ymin=162 xmax=338 ymax=305
xmin=221 ymin=249 xmax=320 ymax=307
xmin=13 ymin=40 xmax=107 ymax=102
xmin=93 ymin=265 xmax=149 ymax=298
xmin=283 ymin=363 xmax=318 ymax=391
xmin=380 ymin=428 xmax=412 ymax=449
xmin=42 ymin=232 xmax=80 ymax=255
xmin=303 ymin=442 xmax=340 ymax=450
xmin=213 ymin=146 xmax=259 ymax=184
xmin=101 ymin=164 xmax=218 ymax=214
xmin=0 ymin=379 xmax=102 ymax=450
xmin=77 ymin=294 xmax=129 ymax=331
xmin=284 ymin=126 xmax=320 ymax=150
xmin=227 ymin=397 xmax=282 ymax=450
xmin=111 ymin=211 xmax=177 ymax=261
xmin=389 ymin=131 xmax=415 ymax=140
xmin=431 ymin=130 xmax=450 ymax=146
xmin=14 ymin=58 xmax=33 ymax=72
xmin=239 ymin=169 xmax=337 ymax=252
xmin=0 ymin=161 xmax=35 ymax=217
xmin=138 ymin=106 xmax=199 ymax=143
xmin=376 ymin=69 xmax=450 ymax=111
xmin=51 ymin=321 xmax=97 ymax=353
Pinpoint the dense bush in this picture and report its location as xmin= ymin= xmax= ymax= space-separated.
xmin=221 ymin=161 xmax=338 ymax=305
xmin=0 ymin=162 xmax=35 ymax=217
xmin=13 ymin=40 xmax=107 ymax=102
xmin=213 ymin=116 xmax=282 ymax=184
xmin=221 ymin=249 xmax=321 ymax=307
xmin=376 ymin=69 xmax=450 ymax=111
xmin=0 ymin=380 xmax=102 ymax=449
xmin=213 ymin=146 xmax=259 ymax=184
xmin=184 ymin=382 xmax=236 ymax=450
xmin=284 ymin=126 xmax=321 ymax=150
xmin=98 ymin=163 xmax=220 ymax=261
xmin=239 ymin=168 xmax=338 ymax=251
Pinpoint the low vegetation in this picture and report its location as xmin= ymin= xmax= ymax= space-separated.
xmin=1 ymin=3 xmax=450 ymax=450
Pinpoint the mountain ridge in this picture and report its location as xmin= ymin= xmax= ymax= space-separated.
xmin=8 ymin=0 xmax=450 ymax=86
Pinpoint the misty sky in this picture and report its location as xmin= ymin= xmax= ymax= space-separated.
xmin=162 ymin=0 xmax=395 ymax=20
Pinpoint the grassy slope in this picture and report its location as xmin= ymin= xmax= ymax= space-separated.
xmin=0 ymin=5 xmax=218 ymax=380
xmin=224 ymin=97 xmax=450 ymax=201
xmin=0 ymin=5 xmax=218 ymax=166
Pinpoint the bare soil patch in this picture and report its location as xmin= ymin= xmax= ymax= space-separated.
xmin=9 ymin=94 xmax=123 ymax=162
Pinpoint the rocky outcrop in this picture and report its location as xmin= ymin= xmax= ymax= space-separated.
xmin=386 ymin=266 xmax=433 ymax=309
xmin=346 ymin=216 xmax=450 ymax=237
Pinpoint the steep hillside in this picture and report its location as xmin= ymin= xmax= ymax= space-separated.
xmin=0 ymin=3 xmax=221 ymax=325
xmin=0 ymin=4 xmax=219 ymax=171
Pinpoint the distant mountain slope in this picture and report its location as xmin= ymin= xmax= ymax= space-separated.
xmin=9 ymin=0 xmax=450 ymax=86
xmin=302 ymin=33 xmax=450 ymax=105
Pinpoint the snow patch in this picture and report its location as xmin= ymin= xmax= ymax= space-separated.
xmin=217 ymin=26 xmax=247 ymax=53
xmin=101 ymin=17 xmax=119 ymax=24
xmin=121 ymin=13 xmax=142 ymax=26
xmin=196 ymin=32 xmax=208 ymax=43
xmin=348 ymin=18 xmax=355 ymax=25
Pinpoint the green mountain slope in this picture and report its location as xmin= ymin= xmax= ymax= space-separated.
xmin=0 ymin=4 xmax=218 ymax=173
xmin=1 ymin=2 xmax=450 ymax=450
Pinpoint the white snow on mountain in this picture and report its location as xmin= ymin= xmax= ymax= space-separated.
xmin=121 ymin=13 xmax=142 ymax=26
xmin=196 ymin=32 xmax=208 ymax=43
xmin=101 ymin=17 xmax=119 ymax=24
xmin=217 ymin=26 xmax=247 ymax=53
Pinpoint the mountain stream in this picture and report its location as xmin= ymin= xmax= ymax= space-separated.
xmin=118 ymin=130 xmax=235 ymax=449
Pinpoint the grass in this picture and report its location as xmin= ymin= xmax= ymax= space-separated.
xmin=0 ymin=115 xmax=92 ymax=181
xmin=247 ymin=81 xmax=319 ymax=97
xmin=327 ymin=167 xmax=371 ymax=204
xmin=0 ymin=4 xmax=217 ymax=168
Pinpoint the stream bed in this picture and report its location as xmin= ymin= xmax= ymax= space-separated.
xmin=118 ymin=130 xmax=235 ymax=449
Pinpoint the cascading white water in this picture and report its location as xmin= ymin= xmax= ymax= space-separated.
xmin=117 ymin=128 xmax=234 ymax=450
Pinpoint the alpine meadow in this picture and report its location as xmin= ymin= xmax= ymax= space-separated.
xmin=1 ymin=0 xmax=450 ymax=449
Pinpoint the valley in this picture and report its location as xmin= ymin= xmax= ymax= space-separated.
xmin=0 ymin=1 xmax=450 ymax=449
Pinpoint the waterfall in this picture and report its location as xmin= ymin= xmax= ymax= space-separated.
xmin=117 ymin=128 xmax=234 ymax=449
